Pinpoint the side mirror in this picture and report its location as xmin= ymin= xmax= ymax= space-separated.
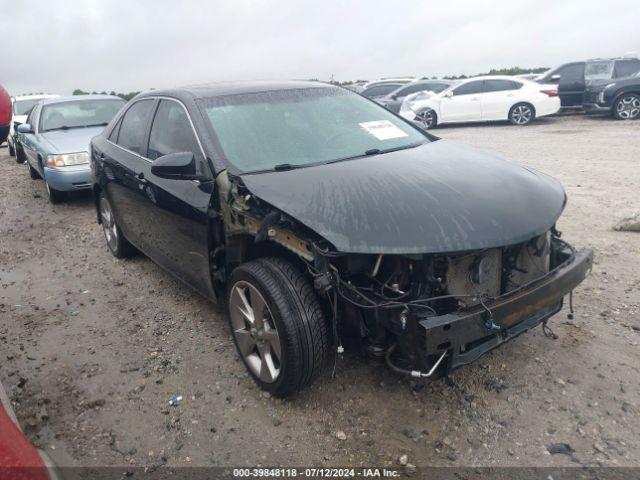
xmin=391 ymin=94 xmax=398 ymax=100
xmin=17 ymin=123 xmax=32 ymax=134
xmin=444 ymin=91 xmax=453 ymax=98
xmin=550 ymin=74 xmax=561 ymax=82
xmin=151 ymin=152 xmax=206 ymax=180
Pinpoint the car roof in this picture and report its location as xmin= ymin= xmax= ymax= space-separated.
xmin=40 ymin=94 xmax=124 ymax=105
xmin=457 ymin=75 xmax=528 ymax=83
xmin=363 ymin=79 xmax=414 ymax=89
xmin=137 ymin=80 xmax=332 ymax=101
xmin=12 ymin=94 xmax=60 ymax=101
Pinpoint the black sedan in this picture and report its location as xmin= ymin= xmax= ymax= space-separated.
xmin=91 ymin=81 xmax=592 ymax=397
xmin=583 ymin=71 xmax=640 ymax=120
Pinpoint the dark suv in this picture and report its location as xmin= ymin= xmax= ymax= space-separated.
xmin=536 ymin=57 xmax=640 ymax=107
xmin=583 ymin=71 xmax=640 ymax=120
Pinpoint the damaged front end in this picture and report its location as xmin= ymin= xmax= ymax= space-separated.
xmin=218 ymin=170 xmax=593 ymax=380
xmin=308 ymin=233 xmax=592 ymax=378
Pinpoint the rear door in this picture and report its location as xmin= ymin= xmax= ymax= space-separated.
xmin=440 ymin=80 xmax=483 ymax=122
xmin=103 ymin=98 xmax=156 ymax=250
xmin=557 ymin=63 xmax=585 ymax=107
xmin=480 ymin=79 xmax=523 ymax=120
xmin=135 ymin=98 xmax=215 ymax=297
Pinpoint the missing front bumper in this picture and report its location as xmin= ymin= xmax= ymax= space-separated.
xmin=415 ymin=248 xmax=593 ymax=373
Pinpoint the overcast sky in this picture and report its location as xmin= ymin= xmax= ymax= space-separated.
xmin=2 ymin=0 xmax=639 ymax=96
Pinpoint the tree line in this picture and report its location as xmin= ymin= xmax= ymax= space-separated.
xmin=72 ymin=89 xmax=141 ymax=101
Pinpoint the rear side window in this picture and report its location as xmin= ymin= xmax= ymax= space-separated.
xmin=483 ymin=80 xmax=521 ymax=92
xmin=453 ymin=81 xmax=483 ymax=96
xmin=116 ymin=99 xmax=154 ymax=155
xmin=397 ymin=83 xmax=429 ymax=96
xmin=614 ymin=60 xmax=640 ymax=78
xmin=148 ymin=100 xmax=200 ymax=161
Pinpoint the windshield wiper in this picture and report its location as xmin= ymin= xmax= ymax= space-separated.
xmin=44 ymin=122 xmax=109 ymax=132
xmin=273 ymin=163 xmax=299 ymax=171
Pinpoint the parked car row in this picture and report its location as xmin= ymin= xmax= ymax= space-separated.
xmin=13 ymin=95 xmax=125 ymax=202
xmin=398 ymin=76 xmax=560 ymax=129
xmin=356 ymin=55 xmax=640 ymax=126
xmin=7 ymin=94 xmax=60 ymax=158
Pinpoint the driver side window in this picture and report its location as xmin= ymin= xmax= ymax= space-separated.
xmin=147 ymin=100 xmax=201 ymax=161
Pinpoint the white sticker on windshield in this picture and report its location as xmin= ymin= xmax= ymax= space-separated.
xmin=359 ymin=120 xmax=409 ymax=141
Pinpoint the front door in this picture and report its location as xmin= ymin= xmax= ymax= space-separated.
xmin=440 ymin=80 xmax=483 ymax=122
xmin=557 ymin=63 xmax=585 ymax=107
xmin=134 ymin=98 xmax=215 ymax=297
xmin=20 ymin=104 xmax=41 ymax=171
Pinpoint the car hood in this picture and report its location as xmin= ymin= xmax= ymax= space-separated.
xmin=40 ymin=126 xmax=105 ymax=154
xmin=240 ymin=139 xmax=567 ymax=254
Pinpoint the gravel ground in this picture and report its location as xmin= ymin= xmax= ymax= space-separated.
xmin=1 ymin=113 xmax=639 ymax=471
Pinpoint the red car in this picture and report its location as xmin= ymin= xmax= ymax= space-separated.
xmin=0 ymin=383 xmax=58 ymax=480
xmin=0 ymin=85 xmax=12 ymax=144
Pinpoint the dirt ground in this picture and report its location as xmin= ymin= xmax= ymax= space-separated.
xmin=1 ymin=113 xmax=639 ymax=471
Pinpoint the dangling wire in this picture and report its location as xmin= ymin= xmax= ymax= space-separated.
xmin=567 ymin=290 xmax=575 ymax=320
xmin=329 ymin=289 xmax=341 ymax=378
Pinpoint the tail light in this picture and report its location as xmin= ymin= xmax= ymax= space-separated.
xmin=540 ymin=89 xmax=559 ymax=97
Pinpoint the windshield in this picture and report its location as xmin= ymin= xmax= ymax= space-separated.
xmin=14 ymin=99 xmax=42 ymax=116
xmin=201 ymin=87 xmax=427 ymax=173
xmin=40 ymin=99 xmax=125 ymax=132
xmin=585 ymin=61 xmax=614 ymax=82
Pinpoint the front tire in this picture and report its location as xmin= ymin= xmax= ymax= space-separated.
xmin=45 ymin=182 xmax=66 ymax=204
xmin=27 ymin=162 xmax=41 ymax=179
xmin=228 ymin=258 xmax=331 ymax=397
xmin=16 ymin=144 xmax=27 ymax=164
xmin=99 ymin=193 xmax=136 ymax=258
xmin=509 ymin=102 xmax=535 ymax=125
xmin=416 ymin=108 xmax=437 ymax=129
xmin=8 ymin=142 xmax=15 ymax=157
xmin=613 ymin=94 xmax=640 ymax=120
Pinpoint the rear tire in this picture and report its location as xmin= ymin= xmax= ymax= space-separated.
xmin=227 ymin=257 xmax=331 ymax=397
xmin=45 ymin=181 xmax=65 ymax=204
xmin=416 ymin=108 xmax=437 ymax=129
xmin=613 ymin=94 xmax=640 ymax=120
xmin=99 ymin=193 xmax=137 ymax=258
xmin=509 ymin=102 xmax=535 ymax=125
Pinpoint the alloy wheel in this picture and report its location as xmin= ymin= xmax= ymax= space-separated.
xmin=100 ymin=197 xmax=119 ymax=251
xmin=511 ymin=105 xmax=532 ymax=124
xmin=229 ymin=281 xmax=282 ymax=383
xmin=616 ymin=95 xmax=640 ymax=119
xmin=417 ymin=110 xmax=435 ymax=129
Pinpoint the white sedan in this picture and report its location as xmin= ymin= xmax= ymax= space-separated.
xmin=399 ymin=76 xmax=560 ymax=129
